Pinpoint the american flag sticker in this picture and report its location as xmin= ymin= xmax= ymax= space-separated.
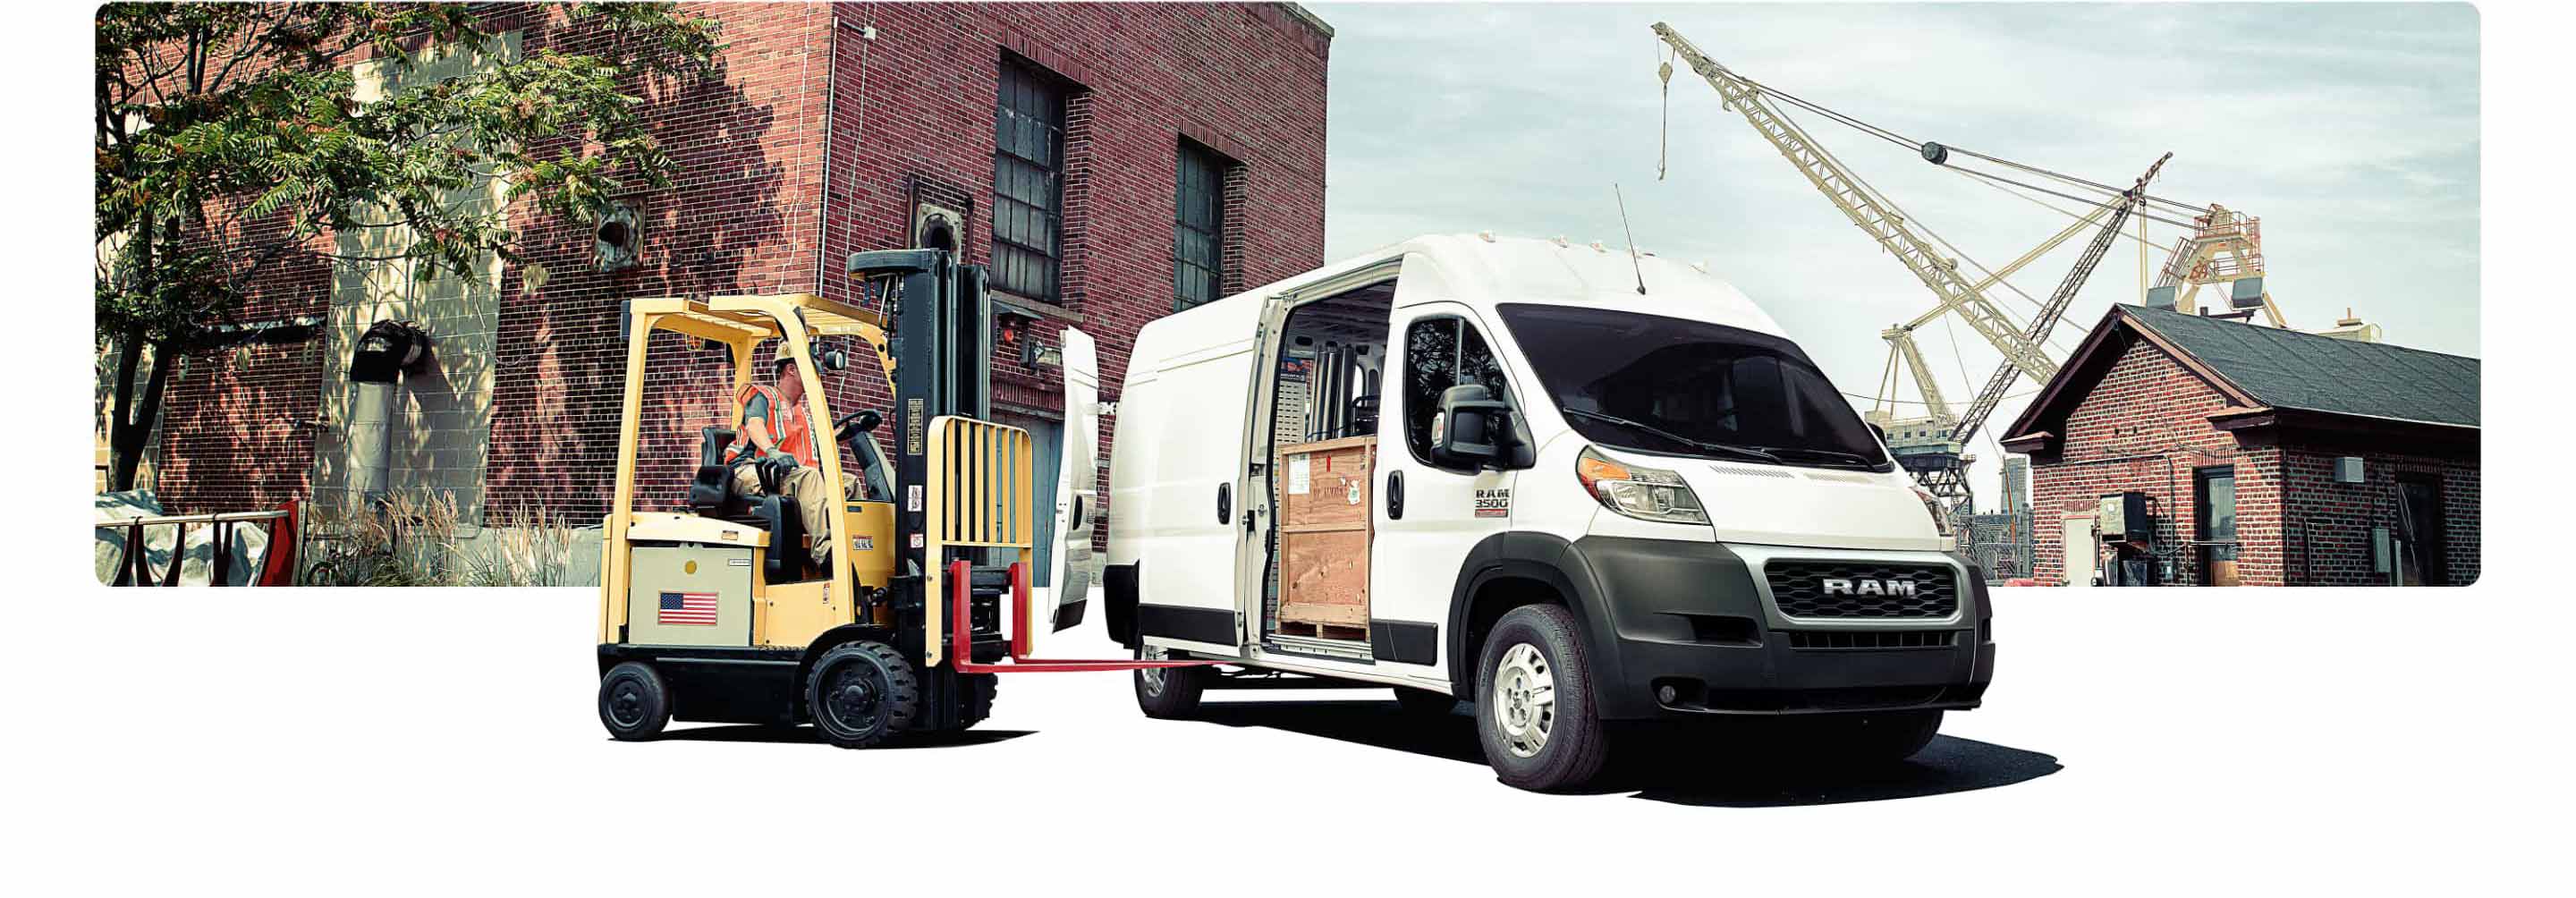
xmin=657 ymin=591 xmax=718 ymax=626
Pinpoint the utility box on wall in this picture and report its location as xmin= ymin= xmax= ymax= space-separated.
xmin=2334 ymin=456 xmax=2366 ymax=485
xmin=2097 ymin=492 xmax=2151 ymax=545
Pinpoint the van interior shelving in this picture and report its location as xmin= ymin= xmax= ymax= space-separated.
xmin=1259 ymin=281 xmax=1394 ymax=655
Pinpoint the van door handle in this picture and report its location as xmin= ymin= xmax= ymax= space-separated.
xmin=1216 ymin=482 xmax=1233 ymax=524
xmin=1386 ymin=470 xmax=1405 ymax=521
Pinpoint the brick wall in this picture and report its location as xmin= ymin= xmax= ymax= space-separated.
xmin=138 ymin=3 xmax=1333 ymax=532
xmin=2024 ymin=329 xmax=2480 ymax=587
xmin=2279 ymin=450 xmax=2480 ymax=586
xmin=2025 ymin=335 xmax=2284 ymax=587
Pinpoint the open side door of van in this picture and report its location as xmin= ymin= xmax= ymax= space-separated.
xmin=1050 ymin=326 xmax=1100 ymax=631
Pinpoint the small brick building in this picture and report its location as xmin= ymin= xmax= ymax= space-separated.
xmin=1999 ymin=305 xmax=2479 ymax=587
xmin=121 ymin=4 xmax=1334 ymax=555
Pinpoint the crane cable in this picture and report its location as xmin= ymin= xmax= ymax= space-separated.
xmin=1719 ymin=66 xmax=2209 ymax=221
xmin=1657 ymin=42 xmax=1674 ymax=181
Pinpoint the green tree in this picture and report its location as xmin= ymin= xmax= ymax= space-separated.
xmin=94 ymin=3 xmax=717 ymax=492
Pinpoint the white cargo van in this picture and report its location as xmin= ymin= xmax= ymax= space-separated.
xmin=1099 ymin=234 xmax=1995 ymax=791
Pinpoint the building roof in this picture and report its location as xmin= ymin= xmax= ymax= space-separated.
xmin=2001 ymin=304 xmax=2480 ymax=448
xmin=2121 ymin=304 xmax=2479 ymax=428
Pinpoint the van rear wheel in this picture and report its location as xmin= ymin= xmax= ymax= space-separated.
xmin=1133 ymin=644 xmax=1207 ymax=719
xmin=1474 ymin=605 xmax=1610 ymax=792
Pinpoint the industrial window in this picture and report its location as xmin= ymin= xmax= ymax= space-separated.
xmin=1402 ymin=316 xmax=1511 ymax=465
xmin=2195 ymin=466 xmax=2240 ymax=587
xmin=1173 ymin=140 xmax=1229 ymax=310
xmin=991 ymin=56 xmax=1067 ymax=302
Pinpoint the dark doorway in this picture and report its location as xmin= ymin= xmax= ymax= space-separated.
xmin=2396 ymin=473 xmax=2449 ymax=586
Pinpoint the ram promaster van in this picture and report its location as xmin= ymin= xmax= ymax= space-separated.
xmin=1100 ymin=234 xmax=1995 ymax=791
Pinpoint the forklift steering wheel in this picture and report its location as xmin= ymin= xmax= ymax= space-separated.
xmin=835 ymin=409 xmax=883 ymax=444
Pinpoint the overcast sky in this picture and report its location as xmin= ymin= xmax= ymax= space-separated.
xmin=1310 ymin=2 xmax=2479 ymax=504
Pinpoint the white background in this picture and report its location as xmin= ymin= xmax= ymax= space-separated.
xmin=13 ymin=1 xmax=2570 ymax=894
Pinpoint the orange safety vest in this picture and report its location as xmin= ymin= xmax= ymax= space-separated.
xmin=733 ymin=383 xmax=816 ymax=469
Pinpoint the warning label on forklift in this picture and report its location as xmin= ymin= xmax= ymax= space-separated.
xmin=907 ymin=485 xmax=923 ymax=512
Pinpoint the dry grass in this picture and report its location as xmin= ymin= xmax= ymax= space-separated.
xmin=300 ymin=492 xmax=581 ymax=587
xmin=450 ymin=504 xmax=583 ymax=588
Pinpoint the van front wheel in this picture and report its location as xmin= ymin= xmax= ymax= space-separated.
xmin=1133 ymin=644 xmax=1207 ymax=719
xmin=1475 ymin=605 xmax=1610 ymax=792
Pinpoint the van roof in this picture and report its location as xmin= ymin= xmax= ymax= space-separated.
xmin=1186 ymin=233 xmax=1787 ymax=338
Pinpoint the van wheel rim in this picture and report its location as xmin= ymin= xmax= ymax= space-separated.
xmin=1139 ymin=647 xmax=1169 ymax=695
xmin=1492 ymin=642 xmax=1555 ymax=758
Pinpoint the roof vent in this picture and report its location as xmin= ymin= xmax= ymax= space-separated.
xmin=1589 ymin=241 xmax=1607 ymax=253
xmin=1549 ymin=235 xmax=1568 ymax=247
xmin=1477 ymin=230 xmax=1496 ymax=242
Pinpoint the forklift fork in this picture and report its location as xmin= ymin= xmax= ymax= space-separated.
xmin=944 ymin=559 xmax=1215 ymax=674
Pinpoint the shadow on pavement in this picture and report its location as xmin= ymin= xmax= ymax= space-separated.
xmin=652 ymin=724 xmax=1036 ymax=749
xmin=1193 ymin=697 xmax=2061 ymax=807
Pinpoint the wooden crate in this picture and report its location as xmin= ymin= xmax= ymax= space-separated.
xmin=1276 ymin=436 xmax=1375 ymax=634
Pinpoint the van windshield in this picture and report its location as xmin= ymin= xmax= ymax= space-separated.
xmin=1496 ymin=303 xmax=1891 ymax=470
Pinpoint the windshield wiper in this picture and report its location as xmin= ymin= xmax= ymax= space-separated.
xmin=1559 ymin=409 xmax=1781 ymax=464
xmin=1752 ymin=445 xmax=1884 ymax=469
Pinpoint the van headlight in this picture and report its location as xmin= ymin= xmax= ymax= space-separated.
xmin=1577 ymin=446 xmax=1708 ymax=525
xmin=1913 ymin=486 xmax=1953 ymax=538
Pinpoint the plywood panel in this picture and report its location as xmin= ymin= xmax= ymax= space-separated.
xmin=1277 ymin=436 xmax=1374 ymax=632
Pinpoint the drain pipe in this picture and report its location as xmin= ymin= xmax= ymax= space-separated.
xmin=345 ymin=320 xmax=432 ymax=508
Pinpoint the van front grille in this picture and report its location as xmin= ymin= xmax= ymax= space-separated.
xmin=1784 ymin=630 xmax=1958 ymax=650
xmin=1764 ymin=561 xmax=1960 ymax=620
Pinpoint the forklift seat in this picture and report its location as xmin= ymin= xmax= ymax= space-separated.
xmin=687 ymin=425 xmax=810 ymax=584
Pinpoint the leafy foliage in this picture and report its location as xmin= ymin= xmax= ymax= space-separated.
xmin=94 ymin=3 xmax=719 ymax=491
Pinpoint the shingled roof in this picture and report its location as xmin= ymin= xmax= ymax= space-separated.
xmin=2120 ymin=305 xmax=2479 ymax=428
xmin=2002 ymin=305 xmax=2481 ymax=448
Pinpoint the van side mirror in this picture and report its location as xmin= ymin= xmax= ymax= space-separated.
xmin=1431 ymin=384 xmax=1510 ymax=470
xmin=1868 ymin=422 xmax=1888 ymax=445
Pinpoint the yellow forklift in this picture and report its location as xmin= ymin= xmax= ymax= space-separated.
xmin=595 ymin=249 xmax=1205 ymax=747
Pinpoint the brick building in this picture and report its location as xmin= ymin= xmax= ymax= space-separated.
xmin=121 ymin=4 xmax=1334 ymax=557
xmin=1999 ymin=305 xmax=2479 ymax=587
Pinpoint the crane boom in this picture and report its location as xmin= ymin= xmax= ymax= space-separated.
xmin=1948 ymin=153 xmax=2171 ymax=452
xmin=1653 ymin=22 xmax=2058 ymax=381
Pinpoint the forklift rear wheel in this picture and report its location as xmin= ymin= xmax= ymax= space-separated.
xmin=1394 ymin=687 xmax=1461 ymax=716
xmin=806 ymin=641 xmax=919 ymax=749
xmin=597 ymin=662 xmax=671 ymax=741
xmin=1133 ymin=644 xmax=1207 ymax=719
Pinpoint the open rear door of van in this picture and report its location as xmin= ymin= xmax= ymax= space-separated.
xmin=1050 ymin=327 xmax=1099 ymax=631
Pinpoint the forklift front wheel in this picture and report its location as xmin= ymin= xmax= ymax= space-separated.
xmin=806 ymin=641 xmax=920 ymax=749
xmin=597 ymin=662 xmax=671 ymax=741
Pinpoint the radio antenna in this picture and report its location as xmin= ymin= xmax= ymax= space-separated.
xmin=1614 ymin=183 xmax=1647 ymax=294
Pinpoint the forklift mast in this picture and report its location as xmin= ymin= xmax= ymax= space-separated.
xmin=846 ymin=249 xmax=991 ymax=581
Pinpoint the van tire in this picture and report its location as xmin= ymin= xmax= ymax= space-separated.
xmin=1394 ymin=687 xmax=1459 ymax=716
xmin=1474 ymin=605 xmax=1610 ymax=792
xmin=597 ymin=662 xmax=671 ymax=741
xmin=806 ymin=641 xmax=919 ymax=749
xmin=1133 ymin=645 xmax=1207 ymax=719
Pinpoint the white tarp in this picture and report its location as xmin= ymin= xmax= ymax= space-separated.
xmin=93 ymin=490 xmax=271 ymax=587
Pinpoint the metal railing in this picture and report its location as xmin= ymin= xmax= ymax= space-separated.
xmin=97 ymin=502 xmax=301 ymax=587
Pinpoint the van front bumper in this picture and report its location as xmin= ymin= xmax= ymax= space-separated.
xmin=1561 ymin=536 xmax=1995 ymax=720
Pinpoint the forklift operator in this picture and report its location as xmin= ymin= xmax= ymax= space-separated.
xmin=731 ymin=356 xmax=847 ymax=568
